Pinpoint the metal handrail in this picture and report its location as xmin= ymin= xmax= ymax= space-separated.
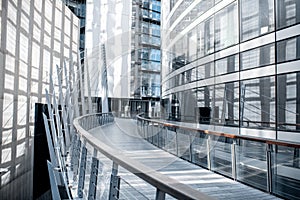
xmin=73 ymin=113 xmax=214 ymax=200
xmin=136 ymin=114 xmax=300 ymax=148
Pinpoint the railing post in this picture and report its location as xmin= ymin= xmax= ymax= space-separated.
xmin=88 ymin=157 xmax=100 ymax=200
xmin=189 ymin=131 xmax=193 ymax=162
xmin=78 ymin=146 xmax=87 ymax=198
xmin=73 ymin=137 xmax=82 ymax=182
xmin=207 ymin=135 xmax=211 ymax=170
xmin=146 ymin=121 xmax=149 ymax=141
xmin=47 ymin=161 xmax=61 ymax=200
xmin=163 ymin=126 xmax=167 ymax=150
xmin=175 ymin=128 xmax=179 ymax=156
xmin=146 ymin=121 xmax=149 ymax=142
xmin=144 ymin=120 xmax=147 ymax=139
xmin=294 ymin=148 xmax=300 ymax=168
xmin=109 ymin=162 xmax=120 ymax=200
xmin=266 ymin=143 xmax=273 ymax=193
xmin=70 ymin=134 xmax=78 ymax=171
xmin=231 ymin=139 xmax=237 ymax=180
xmin=155 ymin=189 xmax=166 ymax=200
xmin=159 ymin=124 xmax=163 ymax=148
xmin=151 ymin=122 xmax=154 ymax=144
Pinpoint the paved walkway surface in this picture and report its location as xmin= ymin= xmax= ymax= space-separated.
xmin=90 ymin=118 xmax=280 ymax=200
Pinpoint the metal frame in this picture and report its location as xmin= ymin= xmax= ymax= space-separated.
xmin=137 ymin=114 xmax=300 ymax=198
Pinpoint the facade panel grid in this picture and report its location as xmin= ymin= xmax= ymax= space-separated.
xmin=0 ymin=0 xmax=79 ymax=198
xmin=162 ymin=0 xmax=300 ymax=141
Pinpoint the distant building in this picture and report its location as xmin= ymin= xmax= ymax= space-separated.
xmin=131 ymin=0 xmax=161 ymax=98
xmin=85 ymin=0 xmax=161 ymax=117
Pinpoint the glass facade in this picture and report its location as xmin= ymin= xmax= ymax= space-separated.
xmin=240 ymin=0 xmax=275 ymax=41
xmin=0 ymin=0 xmax=79 ymax=198
xmin=160 ymin=1 xmax=300 ymax=198
xmin=161 ymin=0 xmax=300 ymax=141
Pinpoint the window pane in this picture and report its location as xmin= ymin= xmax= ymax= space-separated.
xmin=197 ymin=86 xmax=213 ymax=124
xmin=277 ymin=72 xmax=300 ymax=131
xmin=187 ymin=29 xmax=197 ymax=62
xmin=277 ymin=36 xmax=300 ymax=63
xmin=215 ymin=54 xmax=239 ymax=75
xmin=197 ymin=62 xmax=214 ymax=80
xmin=276 ymin=0 xmax=300 ymax=29
xmin=241 ymin=44 xmax=275 ymax=70
xmin=197 ymin=17 xmax=214 ymax=57
xmin=240 ymin=76 xmax=276 ymax=129
xmin=215 ymin=2 xmax=238 ymax=51
xmin=241 ymin=0 xmax=275 ymax=41
xmin=214 ymin=82 xmax=239 ymax=126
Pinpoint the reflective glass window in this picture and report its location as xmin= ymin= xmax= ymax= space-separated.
xmin=175 ymin=74 xmax=180 ymax=87
xmin=197 ymin=17 xmax=214 ymax=57
xmin=215 ymin=2 xmax=238 ymax=51
xmin=277 ymin=72 xmax=300 ymax=131
xmin=184 ymin=68 xmax=196 ymax=83
xmin=172 ymin=55 xmax=187 ymax=70
xmin=187 ymin=29 xmax=197 ymax=62
xmin=196 ymin=86 xmax=213 ymax=124
xmin=141 ymin=73 xmax=160 ymax=96
xmin=277 ymin=36 xmax=300 ymax=63
xmin=241 ymin=44 xmax=275 ymax=70
xmin=214 ymin=82 xmax=239 ymax=126
xmin=197 ymin=62 xmax=214 ymax=80
xmin=179 ymin=89 xmax=198 ymax=122
xmin=276 ymin=0 xmax=300 ymax=29
xmin=171 ymin=0 xmax=213 ymax=36
xmin=241 ymin=0 xmax=275 ymax=41
xmin=240 ymin=76 xmax=276 ymax=129
xmin=215 ymin=54 xmax=239 ymax=76
xmin=175 ymin=35 xmax=188 ymax=59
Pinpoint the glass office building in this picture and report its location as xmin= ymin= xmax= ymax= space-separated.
xmin=85 ymin=0 xmax=161 ymax=116
xmin=131 ymin=0 xmax=161 ymax=116
xmin=161 ymin=0 xmax=300 ymax=141
xmin=131 ymin=0 xmax=161 ymax=98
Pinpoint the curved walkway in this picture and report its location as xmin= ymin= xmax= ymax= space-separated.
xmin=90 ymin=118 xmax=280 ymax=200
